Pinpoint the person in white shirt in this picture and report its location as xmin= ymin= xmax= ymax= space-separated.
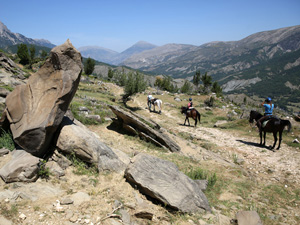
xmin=147 ymin=93 xmax=153 ymax=111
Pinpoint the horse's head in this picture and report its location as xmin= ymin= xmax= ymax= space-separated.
xmin=249 ymin=110 xmax=262 ymax=123
xmin=249 ymin=110 xmax=255 ymax=124
xmin=181 ymin=106 xmax=187 ymax=114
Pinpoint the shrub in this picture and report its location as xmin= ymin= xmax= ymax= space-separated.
xmin=38 ymin=160 xmax=50 ymax=179
xmin=68 ymin=153 xmax=98 ymax=176
xmin=0 ymin=129 xmax=15 ymax=150
xmin=185 ymin=167 xmax=217 ymax=189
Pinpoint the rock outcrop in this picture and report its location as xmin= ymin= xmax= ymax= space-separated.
xmin=3 ymin=40 xmax=82 ymax=157
xmin=0 ymin=52 xmax=25 ymax=78
xmin=109 ymin=105 xmax=180 ymax=152
xmin=124 ymin=153 xmax=211 ymax=213
xmin=56 ymin=116 xmax=126 ymax=173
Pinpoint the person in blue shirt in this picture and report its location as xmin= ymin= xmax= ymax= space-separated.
xmin=257 ymin=97 xmax=274 ymax=130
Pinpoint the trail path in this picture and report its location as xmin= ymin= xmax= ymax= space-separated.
xmin=134 ymin=96 xmax=300 ymax=187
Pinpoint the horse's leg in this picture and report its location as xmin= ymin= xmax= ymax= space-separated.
xmin=187 ymin=117 xmax=190 ymax=126
xmin=272 ymin=132 xmax=278 ymax=150
xmin=263 ymin=131 xmax=266 ymax=146
xmin=276 ymin=131 xmax=282 ymax=150
xmin=184 ymin=117 xmax=187 ymax=126
xmin=259 ymin=131 xmax=263 ymax=145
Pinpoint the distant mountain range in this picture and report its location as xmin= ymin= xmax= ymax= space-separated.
xmin=79 ymin=41 xmax=157 ymax=65
xmin=1 ymin=20 xmax=299 ymax=109
xmin=0 ymin=21 xmax=55 ymax=49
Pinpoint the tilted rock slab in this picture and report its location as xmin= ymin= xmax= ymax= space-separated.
xmin=109 ymin=105 xmax=180 ymax=152
xmin=0 ymin=150 xmax=40 ymax=183
xmin=124 ymin=153 xmax=211 ymax=213
xmin=4 ymin=40 xmax=82 ymax=157
xmin=56 ymin=116 xmax=126 ymax=173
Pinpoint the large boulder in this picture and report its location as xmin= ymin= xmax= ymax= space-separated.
xmin=0 ymin=150 xmax=40 ymax=183
xmin=56 ymin=116 xmax=126 ymax=173
xmin=124 ymin=153 xmax=211 ymax=213
xmin=3 ymin=40 xmax=82 ymax=157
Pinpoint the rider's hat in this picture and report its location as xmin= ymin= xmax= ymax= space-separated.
xmin=266 ymin=97 xmax=272 ymax=102
xmin=189 ymin=98 xmax=192 ymax=101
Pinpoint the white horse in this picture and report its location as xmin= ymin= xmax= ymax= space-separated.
xmin=151 ymin=98 xmax=162 ymax=114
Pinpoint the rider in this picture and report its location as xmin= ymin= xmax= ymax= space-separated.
xmin=257 ymin=97 xmax=274 ymax=130
xmin=147 ymin=92 xmax=153 ymax=110
xmin=186 ymin=98 xmax=193 ymax=113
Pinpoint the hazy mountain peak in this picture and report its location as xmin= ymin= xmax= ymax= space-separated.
xmin=0 ymin=21 xmax=9 ymax=34
xmin=133 ymin=40 xmax=157 ymax=47
xmin=78 ymin=45 xmax=118 ymax=54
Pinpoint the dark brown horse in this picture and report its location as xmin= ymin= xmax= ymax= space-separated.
xmin=181 ymin=107 xmax=201 ymax=127
xmin=249 ymin=110 xmax=292 ymax=150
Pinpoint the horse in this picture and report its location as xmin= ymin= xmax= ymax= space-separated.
xmin=249 ymin=110 xmax=292 ymax=150
xmin=181 ymin=106 xmax=201 ymax=127
xmin=150 ymin=98 xmax=162 ymax=114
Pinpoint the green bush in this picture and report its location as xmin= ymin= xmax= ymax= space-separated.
xmin=0 ymin=129 xmax=15 ymax=150
xmin=185 ymin=167 xmax=217 ymax=189
xmin=68 ymin=153 xmax=98 ymax=176
xmin=38 ymin=160 xmax=50 ymax=179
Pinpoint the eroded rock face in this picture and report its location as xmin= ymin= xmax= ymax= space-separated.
xmin=109 ymin=105 xmax=180 ymax=152
xmin=124 ymin=153 xmax=211 ymax=213
xmin=4 ymin=40 xmax=82 ymax=157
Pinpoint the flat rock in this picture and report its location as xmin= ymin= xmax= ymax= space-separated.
xmin=125 ymin=153 xmax=211 ymax=213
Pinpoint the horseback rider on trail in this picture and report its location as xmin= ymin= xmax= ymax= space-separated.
xmin=186 ymin=98 xmax=193 ymax=114
xmin=257 ymin=97 xmax=274 ymax=131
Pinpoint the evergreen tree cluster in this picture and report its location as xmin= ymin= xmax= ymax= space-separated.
xmin=193 ymin=70 xmax=223 ymax=96
xmin=16 ymin=43 xmax=48 ymax=68
xmin=154 ymin=76 xmax=178 ymax=92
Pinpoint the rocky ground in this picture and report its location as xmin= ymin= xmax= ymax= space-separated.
xmin=0 ymin=83 xmax=300 ymax=225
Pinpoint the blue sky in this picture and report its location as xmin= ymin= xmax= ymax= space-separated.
xmin=1 ymin=0 xmax=299 ymax=52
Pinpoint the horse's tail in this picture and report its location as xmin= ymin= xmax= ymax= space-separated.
xmin=282 ymin=120 xmax=292 ymax=132
xmin=197 ymin=110 xmax=201 ymax=124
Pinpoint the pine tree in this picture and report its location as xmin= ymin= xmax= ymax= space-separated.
xmin=193 ymin=69 xmax=201 ymax=88
xmin=181 ymin=80 xmax=192 ymax=93
xmin=123 ymin=72 xmax=146 ymax=105
xmin=17 ymin=44 xmax=30 ymax=65
xmin=108 ymin=68 xmax=114 ymax=80
xmin=41 ymin=50 xmax=48 ymax=59
xmin=211 ymin=81 xmax=223 ymax=97
xmin=29 ymin=45 xmax=36 ymax=64
xmin=84 ymin=57 xmax=95 ymax=75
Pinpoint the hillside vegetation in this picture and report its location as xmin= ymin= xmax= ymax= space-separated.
xmin=1 ymin=39 xmax=300 ymax=224
xmin=48 ymin=76 xmax=300 ymax=224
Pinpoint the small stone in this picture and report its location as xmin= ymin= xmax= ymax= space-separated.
xmin=19 ymin=213 xmax=26 ymax=220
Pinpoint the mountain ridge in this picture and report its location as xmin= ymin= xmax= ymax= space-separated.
xmin=0 ymin=21 xmax=55 ymax=49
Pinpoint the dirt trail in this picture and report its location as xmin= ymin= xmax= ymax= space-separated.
xmin=134 ymin=96 xmax=300 ymax=187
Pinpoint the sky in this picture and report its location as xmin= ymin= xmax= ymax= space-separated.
xmin=1 ymin=0 xmax=300 ymax=52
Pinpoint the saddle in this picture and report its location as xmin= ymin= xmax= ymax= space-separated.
xmin=262 ymin=115 xmax=279 ymax=128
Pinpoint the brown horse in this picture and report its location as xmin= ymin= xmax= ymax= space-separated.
xmin=181 ymin=106 xmax=201 ymax=127
xmin=249 ymin=110 xmax=292 ymax=150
